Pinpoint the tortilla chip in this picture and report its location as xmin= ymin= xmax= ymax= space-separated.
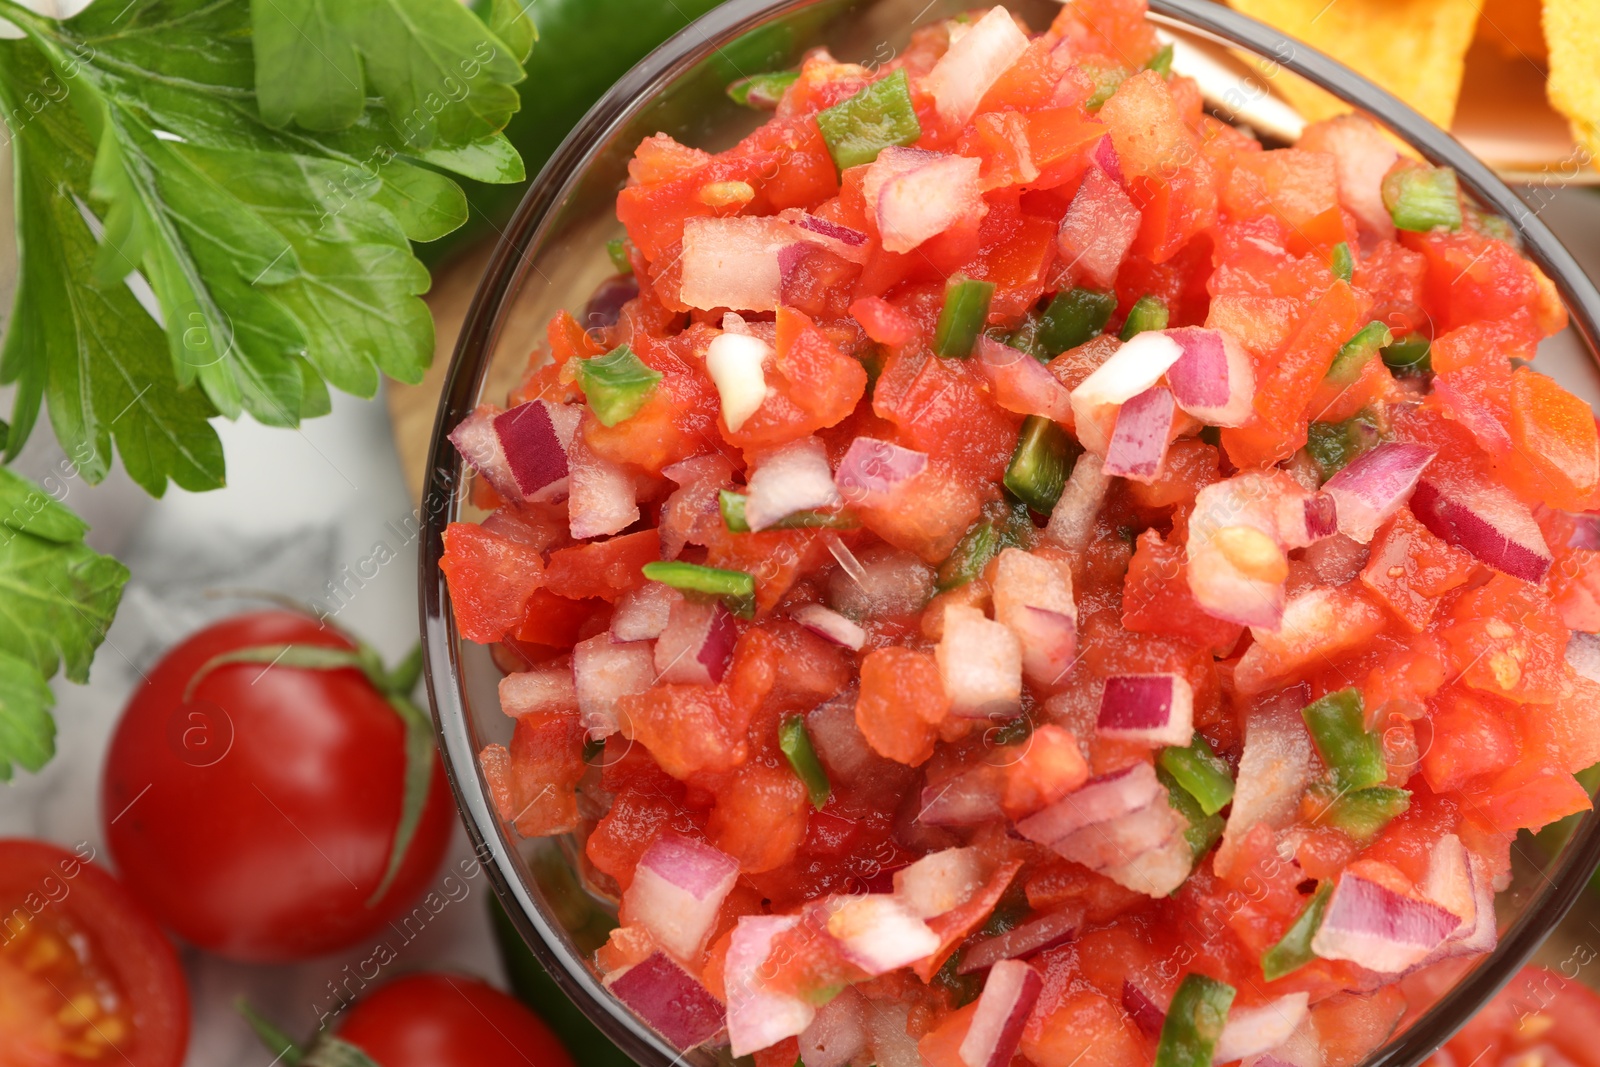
xmin=1545 ymin=0 xmax=1600 ymax=168
xmin=1225 ymin=0 xmax=1484 ymax=130
xmin=1475 ymin=0 xmax=1547 ymax=63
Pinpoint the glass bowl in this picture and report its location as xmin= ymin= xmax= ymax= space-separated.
xmin=418 ymin=1 xmax=1600 ymax=1064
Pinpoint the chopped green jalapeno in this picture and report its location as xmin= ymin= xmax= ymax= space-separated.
xmin=780 ymin=715 xmax=832 ymax=810
xmin=1302 ymin=688 xmax=1387 ymax=793
xmin=575 ymin=344 xmax=663 ymax=427
xmin=1383 ymin=165 xmax=1463 ymax=233
xmin=936 ymin=521 xmax=998 ymax=593
xmin=1382 ymin=334 xmax=1432 ymax=376
xmin=989 ymin=715 xmax=1033 ymax=747
xmin=1083 ymin=63 xmax=1128 ymax=110
xmin=934 ymin=276 xmax=996 ymax=358
xmin=1155 ymin=974 xmax=1236 ymax=1067
xmin=1034 ymin=288 xmax=1118 ymax=357
xmin=606 ymin=239 xmax=633 ymax=275
xmin=1261 ymin=884 xmax=1332 ymax=981
xmin=641 ymin=561 xmax=757 ymax=619
xmin=1159 ymin=733 xmax=1235 ymax=816
xmin=815 ymin=69 xmax=922 ymax=170
xmin=1159 ymin=766 xmax=1224 ymax=862
xmin=1119 ymin=295 xmax=1169 ymax=340
xmin=1330 ymin=241 xmax=1353 ymax=283
xmin=727 ymin=70 xmax=800 ymax=110
xmin=1145 ymin=42 xmax=1174 ymax=76
xmin=1004 ymin=416 xmax=1076 ymax=515
xmin=719 ymin=490 xmax=857 ymax=533
xmin=1318 ymin=785 xmax=1411 ymax=843
xmin=1326 ymin=321 xmax=1394 ymax=385
xmin=1304 ymin=411 xmax=1381 ymax=480
xmin=1198 ymin=425 xmax=1222 ymax=447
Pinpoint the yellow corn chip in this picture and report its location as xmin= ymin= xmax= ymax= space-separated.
xmin=1225 ymin=0 xmax=1484 ymax=130
xmin=1545 ymin=0 xmax=1600 ymax=169
xmin=1476 ymin=0 xmax=1547 ymax=63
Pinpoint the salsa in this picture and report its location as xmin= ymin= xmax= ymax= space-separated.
xmin=441 ymin=2 xmax=1600 ymax=1064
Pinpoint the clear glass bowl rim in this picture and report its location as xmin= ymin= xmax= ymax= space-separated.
xmin=418 ymin=2 xmax=1600 ymax=1063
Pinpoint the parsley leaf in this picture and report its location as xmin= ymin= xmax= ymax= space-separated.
xmin=0 ymin=45 xmax=226 ymax=496
xmin=251 ymin=0 xmax=531 ymax=142
xmin=0 ymin=471 xmax=129 ymax=781
xmin=0 ymin=0 xmax=528 ymax=436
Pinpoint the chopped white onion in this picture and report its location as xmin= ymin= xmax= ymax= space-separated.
xmin=799 ymin=987 xmax=868 ymax=1067
xmin=1186 ymin=472 xmax=1295 ymax=630
xmin=918 ymin=769 xmax=1005 ymax=827
xmin=745 ymin=437 xmax=842 ymax=531
xmin=937 ymin=604 xmax=1023 ymax=717
xmin=568 ymin=434 xmax=639 ymax=539
xmin=826 ymin=894 xmax=941 ymax=974
xmin=992 ymin=548 xmax=1078 ymax=687
xmin=572 ymin=633 xmax=655 ymax=737
xmin=679 ymin=215 xmax=796 ymax=312
xmin=498 ymin=663 xmax=578 ymax=717
xmin=611 ymin=582 xmax=681 ymax=642
xmin=793 ymin=604 xmax=868 ymax=651
xmin=875 ymin=151 xmax=986 ymax=254
xmin=1045 ymin=452 xmax=1110 ymax=553
xmin=1216 ymin=691 xmax=1315 ymax=878
xmin=976 ymin=335 xmax=1076 ymax=423
xmin=892 ymin=847 xmax=984 ymax=919
xmin=654 ymin=598 xmax=738 ymax=686
xmin=706 ymin=330 xmax=774 ymax=433
xmin=1214 ymin=994 xmax=1311 ymax=1065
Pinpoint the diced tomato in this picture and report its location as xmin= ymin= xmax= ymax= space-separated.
xmin=1002 ymin=724 xmax=1091 ymax=818
xmin=1099 ymin=72 xmax=1217 ymax=263
xmin=1312 ymin=987 xmax=1407 ymax=1067
xmin=849 ymin=295 xmax=918 ymax=346
xmin=1505 ymin=366 xmax=1600 ymax=511
xmin=543 ymin=530 xmax=660 ymax=602
xmin=1359 ymin=509 xmax=1477 ymax=632
xmin=513 ymin=588 xmax=606 ymax=648
xmin=918 ymin=1002 xmax=978 ymax=1067
xmin=483 ymin=712 xmax=586 ymax=837
xmin=855 ymin=647 xmax=949 ymax=765
xmin=1022 ymin=109 xmax=1107 ymax=190
xmin=1419 ymin=687 xmax=1518 ymax=794
xmin=702 ymin=525 xmax=837 ymax=614
xmin=1049 ymin=0 xmax=1162 ymax=68
xmin=1428 ymin=314 xmax=1540 ymax=459
xmin=1123 ymin=530 xmax=1244 ymax=654
xmin=1463 ymin=754 xmax=1592 ymax=834
xmin=1354 ymin=239 xmax=1428 ymax=337
xmin=1222 ymin=148 xmax=1348 ymax=253
xmin=707 ymin=758 xmax=811 ymax=873
xmin=440 ymin=522 xmax=547 ymax=643
xmin=1439 ymin=574 xmax=1570 ymax=705
xmin=1022 ymin=985 xmax=1147 ymax=1067
xmin=1403 ymin=228 xmax=1551 ymax=335
xmin=585 ymin=783 xmax=699 ymax=892
xmin=1548 ymin=546 xmax=1600 ymax=632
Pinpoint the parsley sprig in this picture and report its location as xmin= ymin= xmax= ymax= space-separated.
xmin=0 ymin=0 xmax=534 ymax=778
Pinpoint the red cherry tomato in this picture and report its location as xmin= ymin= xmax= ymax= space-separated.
xmin=101 ymin=611 xmax=455 ymax=962
xmin=0 ymin=838 xmax=190 ymax=1067
xmin=335 ymin=973 xmax=576 ymax=1067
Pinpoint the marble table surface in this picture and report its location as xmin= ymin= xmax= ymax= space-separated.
xmin=0 ymin=126 xmax=1596 ymax=1066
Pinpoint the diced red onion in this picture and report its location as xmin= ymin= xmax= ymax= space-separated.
xmin=745 ymin=437 xmax=842 ymax=531
xmin=603 ymin=951 xmax=725 ymax=1051
xmin=624 ymin=835 xmax=740 ymax=960
xmin=1049 ymin=797 xmax=1184 ymax=871
xmin=572 ymin=633 xmax=655 ymax=737
xmin=1214 ymin=994 xmax=1311 ymax=1065
xmin=706 ymin=330 xmax=773 ymax=433
xmin=1410 ymin=474 xmax=1553 ymax=583
xmin=450 ymin=402 xmax=572 ymax=503
xmin=787 ymin=211 xmax=871 ymax=265
xmin=585 ymin=274 xmax=639 ymax=331
xmin=827 ymin=544 xmax=935 ymax=619
xmin=925 ymin=7 xmax=1029 ymax=125
xmin=1092 ymin=135 xmax=1125 ymax=184
xmin=825 ymin=895 xmax=940 ymax=975
xmin=875 ymin=152 xmax=986 ymax=254
xmin=862 ymin=146 xmax=943 ymax=206
xmin=918 ymin=769 xmax=1005 ymax=827
xmin=793 ymin=604 xmax=867 ymax=650
xmin=993 ymin=547 xmax=1078 ymax=687
xmin=1104 ymin=386 xmax=1175 ymax=482
xmin=865 ymin=1001 xmax=921 ymax=1067
xmin=1097 ymin=673 xmax=1195 ymax=747
xmin=498 ymin=664 xmax=578 ymax=717
xmin=679 ymin=215 xmax=796 ymax=312
xmin=936 ymin=604 xmax=1023 ymax=717
xmin=1310 ymin=870 xmax=1462 ymax=973
xmin=798 ymin=987 xmax=868 ymax=1067
xmin=654 ymin=599 xmax=737 ymax=686
xmin=726 ymin=915 xmax=815 ymax=1057
xmin=612 ymin=582 xmax=680 ymax=642
xmin=568 ymin=434 xmax=639 ymax=539
xmin=1419 ymin=833 xmax=1476 ymax=940
xmin=1570 ymin=513 xmax=1600 ymax=550
xmin=1070 ymin=331 xmax=1185 ymax=454
xmin=1122 ymin=980 xmax=1166 ymax=1036
xmin=659 ymin=454 xmax=736 ymax=560
xmin=959 ymin=907 xmax=1084 ymax=974
xmin=1166 ymin=327 xmax=1255 ymax=427
xmin=1453 ymin=852 xmax=1497 ymax=956
xmin=1297 ymin=114 xmax=1397 ymax=236
xmin=1187 ymin=473 xmax=1294 ymax=630
xmin=1216 ymin=692 xmax=1315 ymax=878
xmin=835 ymin=437 xmax=929 ymax=506
xmin=976 ymin=335 xmax=1076 ymax=423
xmin=1058 ymin=166 xmax=1140 ymax=290
xmin=1015 ymin=762 xmax=1164 ymax=845
xmin=1432 ymin=378 xmax=1514 ymax=455
xmin=1322 ymin=443 xmax=1436 ymax=544
xmin=1099 ymin=827 xmax=1194 ymax=897
xmin=958 ymin=959 xmax=1042 ymax=1067
xmin=1045 ymin=452 xmax=1110 ymax=552
xmin=892 ymin=847 xmax=984 ymax=919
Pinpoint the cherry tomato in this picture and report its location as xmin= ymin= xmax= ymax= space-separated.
xmin=335 ymin=973 xmax=575 ymax=1067
xmin=101 ymin=611 xmax=455 ymax=962
xmin=0 ymin=838 xmax=189 ymax=1067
